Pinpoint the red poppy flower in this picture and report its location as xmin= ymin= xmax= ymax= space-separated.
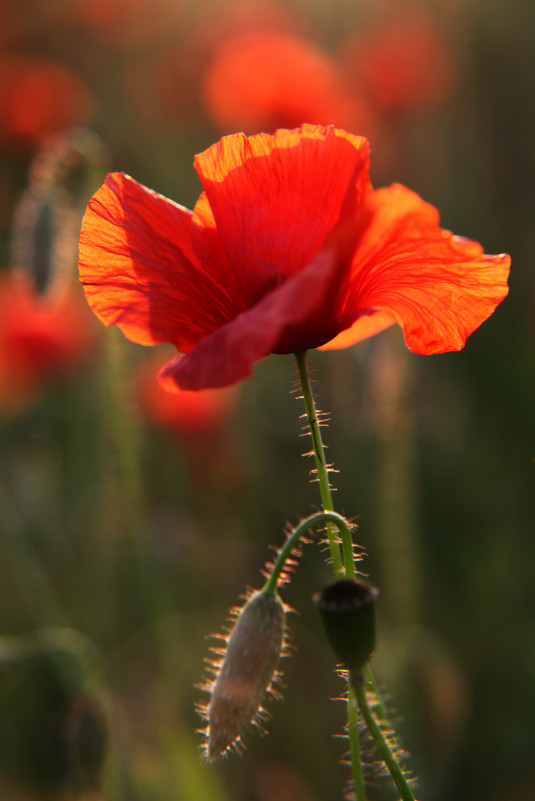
xmin=0 ymin=55 xmax=94 ymax=147
xmin=0 ymin=273 xmax=97 ymax=413
xmin=136 ymin=349 xmax=237 ymax=435
xmin=128 ymin=1 xmax=301 ymax=126
xmin=78 ymin=124 xmax=510 ymax=391
xmin=201 ymin=31 xmax=372 ymax=134
xmin=340 ymin=14 xmax=458 ymax=114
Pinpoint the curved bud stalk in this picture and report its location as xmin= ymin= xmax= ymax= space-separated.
xmin=197 ymin=510 xmax=358 ymax=762
xmin=198 ymin=588 xmax=289 ymax=761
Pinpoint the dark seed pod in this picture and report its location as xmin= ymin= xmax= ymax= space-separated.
xmin=313 ymin=579 xmax=379 ymax=672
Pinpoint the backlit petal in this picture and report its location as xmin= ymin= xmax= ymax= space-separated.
xmin=320 ymin=310 xmax=395 ymax=350
xmin=339 ymin=184 xmax=510 ymax=353
xmin=160 ymin=243 xmax=351 ymax=390
xmin=78 ymin=127 xmax=511 ymax=391
xmin=193 ymin=125 xmax=370 ymax=307
xmin=79 ymin=173 xmax=239 ymax=352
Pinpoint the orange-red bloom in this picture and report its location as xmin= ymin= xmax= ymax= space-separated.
xmin=340 ymin=14 xmax=458 ymax=115
xmin=201 ymin=31 xmax=372 ymax=134
xmin=0 ymin=273 xmax=97 ymax=413
xmin=136 ymin=349 xmax=237 ymax=435
xmin=78 ymin=124 xmax=510 ymax=391
xmin=0 ymin=55 xmax=94 ymax=147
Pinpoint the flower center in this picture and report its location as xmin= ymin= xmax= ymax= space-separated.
xmin=267 ymin=271 xmax=286 ymax=291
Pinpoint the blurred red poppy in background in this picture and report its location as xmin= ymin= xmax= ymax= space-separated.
xmin=0 ymin=55 xmax=94 ymax=147
xmin=0 ymin=54 xmax=94 ymax=146
xmin=340 ymin=12 xmax=458 ymax=115
xmin=136 ymin=349 xmax=237 ymax=436
xmin=136 ymin=349 xmax=241 ymax=489
xmin=201 ymin=30 xmax=373 ymax=134
xmin=127 ymin=0 xmax=309 ymax=127
xmin=0 ymin=273 xmax=97 ymax=413
xmin=78 ymin=124 xmax=509 ymax=391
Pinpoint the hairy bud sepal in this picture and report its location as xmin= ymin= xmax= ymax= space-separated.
xmin=199 ymin=588 xmax=286 ymax=761
xmin=313 ymin=579 xmax=379 ymax=673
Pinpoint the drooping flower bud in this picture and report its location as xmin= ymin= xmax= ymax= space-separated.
xmin=11 ymin=128 xmax=109 ymax=300
xmin=313 ymin=579 xmax=379 ymax=673
xmin=198 ymin=588 xmax=287 ymax=761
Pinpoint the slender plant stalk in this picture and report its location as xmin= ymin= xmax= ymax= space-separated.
xmin=352 ymin=674 xmax=416 ymax=801
xmin=294 ymin=350 xmax=416 ymax=801
xmin=295 ymin=350 xmax=364 ymax=799
xmin=0 ymin=474 xmax=69 ymax=628
xmin=347 ymin=681 xmax=366 ymax=801
xmin=295 ymin=351 xmax=355 ymax=579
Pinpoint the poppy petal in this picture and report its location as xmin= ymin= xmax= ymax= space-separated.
xmin=190 ymin=190 xmax=249 ymax=310
xmin=78 ymin=173 xmax=238 ymax=352
xmin=320 ymin=310 xmax=396 ymax=350
xmin=338 ymin=184 xmax=510 ymax=353
xmin=160 ymin=242 xmax=351 ymax=390
xmin=193 ymin=125 xmax=371 ymax=307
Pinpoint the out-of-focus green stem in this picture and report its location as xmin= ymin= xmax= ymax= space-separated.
xmin=0 ymin=475 xmax=68 ymax=628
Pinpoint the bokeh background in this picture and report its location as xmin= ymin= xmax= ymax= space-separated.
xmin=0 ymin=0 xmax=534 ymax=799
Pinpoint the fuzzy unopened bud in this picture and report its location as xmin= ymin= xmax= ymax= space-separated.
xmin=199 ymin=589 xmax=286 ymax=761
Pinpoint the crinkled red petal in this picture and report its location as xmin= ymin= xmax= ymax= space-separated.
xmin=331 ymin=183 xmax=510 ymax=353
xmin=320 ymin=310 xmax=395 ymax=350
xmin=78 ymin=173 xmax=239 ymax=352
xmin=193 ymin=125 xmax=370 ymax=308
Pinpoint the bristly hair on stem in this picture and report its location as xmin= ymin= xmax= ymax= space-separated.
xmin=293 ymin=351 xmax=418 ymax=801
xmin=355 ymin=673 xmax=417 ymax=800
xmin=333 ymin=671 xmax=416 ymax=800
xmin=292 ymin=361 xmax=337 ymax=491
xmin=260 ymin=520 xmax=312 ymax=588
